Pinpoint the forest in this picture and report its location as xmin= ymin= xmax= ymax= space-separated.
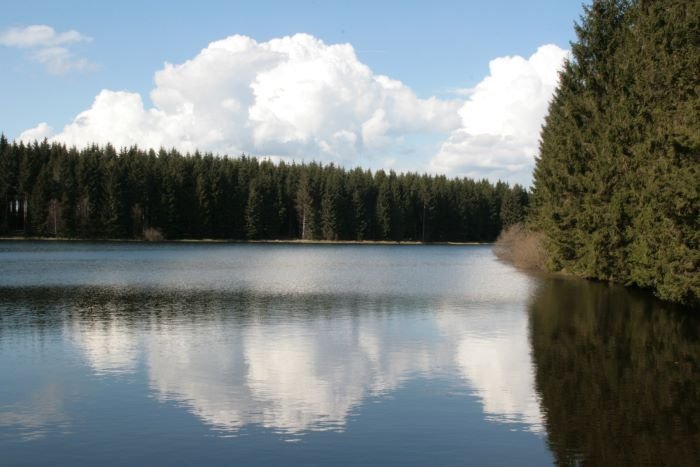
xmin=2 ymin=0 xmax=696 ymax=307
xmin=530 ymin=0 xmax=699 ymax=306
xmin=0 ymin=136 xmax=528 ymax=243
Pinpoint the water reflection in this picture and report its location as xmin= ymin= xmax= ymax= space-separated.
xmin=0 ymin=383 xmax=71 ymax=441
xmin=1 ymin=287 xmax=545 ymax=437
xmin=529 ymin=278 xmax=700 ymax=466
xmin=70 ymin=314 xmax=140 ymax=375
xmin=134 ymin=292 xmax=544 ymax=435
xmin=445 ymin=311 xmax=543 ymax=430
xmin=3 ymin=243 xmax=697 ymax=464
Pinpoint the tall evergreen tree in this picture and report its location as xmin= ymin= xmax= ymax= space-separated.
xmin=245 ymin=179 xmax=263 ymax=240
xmin=296 ymin=171 xmax=315 ymax=240
xmin=320 ymin=172 xmax=340 ymax=241
xmin=532 ymin=0 xmax=699 ymax=306
xmin=500 ymin=184 xmax=528 ymax=228
xmin=0 ymin=134 xmax=11 ymax=233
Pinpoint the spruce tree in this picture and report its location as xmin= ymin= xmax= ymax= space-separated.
xmin=375 ymin=172 xmax=391 ymax=240
xmin=321 ymin=173 xmax=340 ymax=241
xmin=245 ymin=179 xmax=263 ymax=240
xmin=532 ymin=0 xmax=699 ymax=306
xmin=0 ymin=134 xmax=11 ymax=233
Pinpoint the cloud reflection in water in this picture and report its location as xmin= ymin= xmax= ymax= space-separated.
xmin=68 ymin=292 xmax=545 ymax=435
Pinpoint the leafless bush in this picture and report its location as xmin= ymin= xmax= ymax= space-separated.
xmin=143 ymin=227 xmax=164 ymax=242
xmin=494 ymin=223 xmax=547 ymax=271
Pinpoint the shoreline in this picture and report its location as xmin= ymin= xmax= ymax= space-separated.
xmin=0 ymin=236 xmax=490 ymax=246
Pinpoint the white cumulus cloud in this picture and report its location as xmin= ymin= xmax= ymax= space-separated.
xmin=17 ymin=121 xmax=53 ymax=141
xmin=18 ymin=34 xmax=568 ymax=184
xmin=22 ymin=33 xmax=460 ymax=167
xmin=431 ymin=44 xmax=569 ymax=185
xmin=0 ymin=24 xmax=96 ymax=74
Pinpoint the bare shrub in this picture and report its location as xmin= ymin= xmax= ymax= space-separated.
xmin=143 ymin=227 xmax=165 ymax=242
xmin=494 ymin=223 xmax=547 ymax=271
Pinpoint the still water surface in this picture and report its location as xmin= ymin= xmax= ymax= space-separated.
xmin=0 ymin=242 xmax=698 ymax=465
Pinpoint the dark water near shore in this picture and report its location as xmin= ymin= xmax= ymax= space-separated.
xmin=0 ymin=242 xmax=698 ymax=466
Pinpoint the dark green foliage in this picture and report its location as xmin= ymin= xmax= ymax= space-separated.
xmin=320 ymin=169 xmax=341 ymax=241
xmin=500 ymin=184 xmax=528 ymax=228
xmin=531 ymin=0 xmax=699 ymax=306
xmin=245 ymin=179 xmax=263 ymax=239
xmin=0 ymin=135 xmax=527 ymax=243
xmin=295 ymin=170 xmax=315 ymax=240
xmin=375 ymin=172 xmax=392 ymax=240
xmin=0 ymin=135 xmax=12 ymax=232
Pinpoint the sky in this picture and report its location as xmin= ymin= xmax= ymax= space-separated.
xmin=0 ymin=0 xmax=587 ymax=186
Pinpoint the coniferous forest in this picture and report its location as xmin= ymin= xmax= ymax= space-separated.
xmin=0 ymin=136 xmax=528 ymax=243
xmin=1 ymin=0 xmax=697 ymax=307
xmin=530 ymin=0 xmax=699 ymax=306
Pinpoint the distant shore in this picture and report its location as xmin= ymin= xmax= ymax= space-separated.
xmin=0 ymin=236 xmax=489 ymax=246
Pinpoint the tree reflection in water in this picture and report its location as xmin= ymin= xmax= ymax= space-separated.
xmin=529 ymin=278 xmax=700 ymax=466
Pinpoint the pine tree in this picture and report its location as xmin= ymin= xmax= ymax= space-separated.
xmin=0 ymin=134 xmax=11 ymax=233
xmin=245 ymin=179 xmax=263 ymax=240
xmin=375 ymin=172 xmax=391 ymax=240
xmin=500 ymin=184 xmax=528 ymax=228
xmin=532 ymin=0 xmax=699 ymax=306
xmin=296 ymin=171 xmax=315 ymax=240
xmin=320 ymin=175 xmax=339 ymax=241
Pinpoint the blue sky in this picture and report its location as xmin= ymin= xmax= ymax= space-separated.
xmin=1 ymin=1 xmax=587 ymax=184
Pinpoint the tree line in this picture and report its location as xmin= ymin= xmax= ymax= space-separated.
xmin=0 ymin=136 xmax=528 ymax=242
xmin=531 ymin=0 xmax=699 ymax=306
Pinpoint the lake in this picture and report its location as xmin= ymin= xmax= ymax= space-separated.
xmin=0 ymin=242 xmax=698 ymax=465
